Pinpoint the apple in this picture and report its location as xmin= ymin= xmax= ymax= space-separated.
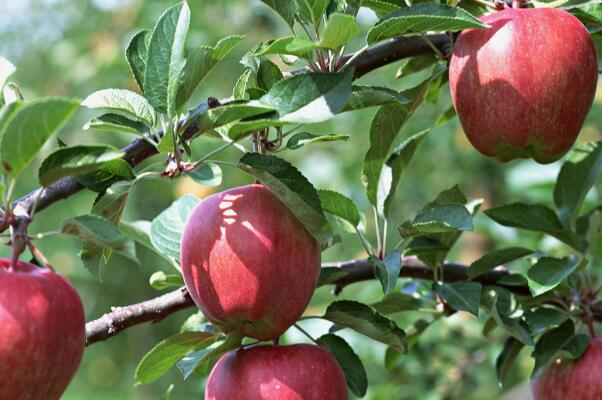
xmin=531 ymin=337 xmax=602 ymax=400
xmin=449 ymin=7 xmax=598 ymax=163
xmin=0 ymin=259 xmax=85 ymax=399
xmin=205 ymin=344 xmax=348 ymax=400
xmin=181 ymin=184 xmax=321 ymax=340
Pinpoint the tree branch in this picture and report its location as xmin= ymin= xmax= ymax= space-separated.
xmin=85 ymin=255 xmax=519 ymax=346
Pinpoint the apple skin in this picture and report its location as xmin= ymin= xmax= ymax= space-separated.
xmin=449 ymin=7 xmax=598 ymax=163
xmin=205 ymin=344 xmax=348 ymax=400
xmin=181 ymin=184 xmax=321 ymax=340
xmin=0 ymin=259 xmax=85 ymax=400
xmin=531 ymin=337 xmax=602 ymax=400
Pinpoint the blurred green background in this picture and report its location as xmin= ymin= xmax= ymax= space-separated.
xmin=1 ymin=1 xmax=600 ymax=399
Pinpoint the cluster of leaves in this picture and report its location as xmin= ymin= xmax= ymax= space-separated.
xmin=0 ymin=0 xmax=601 ymax=398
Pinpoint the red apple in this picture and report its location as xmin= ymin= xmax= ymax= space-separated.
xmin=531 ymin=337 xmax=602 ymax=400
xmin=205 ymin=344 xmax=348 ymax=400
xmin=0 ymin=259 xmax=85 ymax=399
xmin=181 ymin=184 xmax=321 ymax=340
xmin=449 ymin=7 xmax=598 ymax=163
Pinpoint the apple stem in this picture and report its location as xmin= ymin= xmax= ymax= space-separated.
xmin=293 ymin=323 xmax=318 ymax=344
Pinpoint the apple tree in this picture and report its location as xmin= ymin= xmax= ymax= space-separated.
xmin=0 ymin=0 xmax=601 ymax=399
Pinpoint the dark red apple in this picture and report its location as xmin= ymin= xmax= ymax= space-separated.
xmin=449 ymin=7 xmax=598 ymax=163
xmin=0 ymin=259 xmax=85 ymax=399
xmin=205 ymin=344 xmax=348 ymax=400
xmin=181 ymin=184 xmax=321 ymax=340
xmin=531 ymin=337 xmax=602 ymax=400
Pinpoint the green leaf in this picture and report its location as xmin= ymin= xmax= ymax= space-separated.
xmin=524 ymin=308 xmax=569 ymax=336
xmin=119 ymin=220 xmax=179 ymax=269
xmin=317 ymin=267 xmax=350 ymax=286
xmin=256 ymin=36 xmax=319 ymax=58
xmin=286 ymin=132 xmax=349 ymax=150
xmin=150 ymin=271 xmax=185 ymax=290
xmin=370 ymin=251 xmax=402 ymax=294
xmin=82 ymin=89 xmax=156 ymax=128
xmin=261 ymin=0 xmax=297 ymax=27
xmin=150 ymin=194 xmax=199 ymax=261
xmin=233 ymin=69 xmax=254 ymax=100
xmin=318 ymin=189 xmax=360 ymax=227
xmin=256 ymin=59 xmax=284 ymax=91
xmin=572 ymin=3 xmax=602 ymax=25
xmin=1 ymin=98 xmax=80 ymax=179
xmin=193 ymin=103 xmax=275 ymax=134
xmin=321 ymin=13 xmax=360 ymax=49
xmin=554 ymin=143 xmax=602 ymax=229
xmin=75 ymin=158 xmax=135 ymax=193
xmin=238 ymin=153 xmax=332 ymax=246
xmin=135 ymin=332 xmax=218 ymax=385
xmin=527 ymin=257 xmax=581 ymax=296
xmin=84 ymin=113 xmax=149 ymax=136
xmin=257 ymin=70 xmax=353 ymax=123
xmin=363 ymin=79 xmax=430 ymax=207
xmin=317 ymin=334 xmax=367 ymax=397
xmin=367 ymin=3 xmax=487 ymax=44
xmin=371 ymin=293 xmax=424 ymax=315
xmin=297 ymin=0 xmax=331 ymax=27
xmin=433 ymin=281 xmax=481 ymax=316
xmin=434 ymin=105 xmax=456 ymax=128
xmin=126 ymin=30 xmax=150 ymax=92
xmin=176 ymin=331 xmax=243 ymax=378
xmin=482 ymin=288 xmax=534 ymax=346
xmin=143 ymin=2 xmax=190 ymax=114
xmin=186 ymin=163 xmax=222 ymax=187
xmin=343 ymin=85 xmax=410 ymax=112
xmin=323 ymin=300 xmax=407 ymax=353
xmin=378 ymin=129 xmax=429 ymax=217
xmin=396 ymin=55 xmax=440 ymax=79
xmin=485 ymin=203 xmax=580 ymax=249
xmin=39 ymin=145 xmax=124 ymax=187
xmin=0 ymin=57 xmax=16 ymax=92
xmin=531 ymin=320 xmax=590 ymax=379
xmin=400 ymin=203 xmax=473 ymax=237
xmin=496 ymin=338 xmax=524 ymax=387
xmin=176 ymin=35 xmax=245 ymax=109
xmin=467 ymin=247 xmax=533 ymax=279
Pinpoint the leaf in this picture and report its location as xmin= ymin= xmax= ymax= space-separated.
xmin=343 ymin=85 xmax=410 ymax=112
xmin=321 ymin=13 xmax=360 ymax=49
xmin=572 ymin=3 xmax=602 ymax=25
xmin=524 ymin=308 xmax=569 ymax=336
xmin=238 ymin=153 xmax=332 ymax=246
xmin=150 ymin=271 xmax=185 ymax=290
xmin=396 ymin=55 xmax=440 ymax=79
xmin=317 ymin=189 xmax=360 ymax=227
xmin=176 ymin=35 xmax=245 ymax=109
xmin=369 ymin=251 xmax=402 ymax=294
xmin=0 ymin=57 xmax=16 ymax=91
xmin=193 ymin=103 xmax=275 ymax=134
xmin=317 ymin=334 xmax=367 ymax=397
xmin=363 ymin=79 xmax=430 ymax=207
xmin=82 ymin=89 xmax=156 ymax=128
xmin=531 ymin=320 xmax=590 ymax=379
xmin=482 ymin=288 xmax=534 ymax=346
xmin=0 ymin=98 xmax=80 ymax=179
xmin=256 ymin=59 xmax=284 ymax=91
xmin=256 ymin=36 xmax=319 ymax=58
xmin=84 ymin=113 xmax=149 ymax=136
xmin=371 ymin=293 xmax=424 ymax=315
xmin=527 ymin=257 xmax=581 ymax=296
xmin=176 ymin=331 xmax=243 ymax=378
xmin=317 ymin=267 xmax=350 ymax=286
xmin=554 ymin=143 xmax=602 ymax=229
xmin=143 ymin=2 xmax=190 ymax=114
xmin=433 ymin=281 xmax=481 ymax=316
xmin=496 ymin=338 xmax=524 ymax=387
xmin=367 ymin=3 xmax=487 ymax=44
xmin=286 ymin=132 xmax=349 ymax=150
xmin=297 ymin=0 xmax=331 ymax=27
xmin=186 ymin=163 xmax=222 ymax=187
xmin=75 ymin=158 xmax=135 ymax=193
xmin=39 ymin=145 xmax=124 ymax=187
xmin=150 ymin=194 xmax=199 ymax=260
xmin=135 ymin=332 xmax=218 ymax=385
xmin=434 ymin=105 xmax=456 ymax=128
xmin=323 ymin=300 xmax=407 ymax=353
xmin=485 ymin=203 xmax=580 ymax=249
xmin=61 ymin=214 xmax=134 ymax=259
xmin=364 ymin=0 xmax=404 ymax=18
xmin=233 ymin=69 xmax=253 ymax=100
xmin=399 ymin=203 xmax=473 ymax=237
xmin=257 ymin=70 xmax=353 ymax=123
xmin=378 ymin=129 xmax=429 ymax=217
xmin=467 ymin=247 xmax=533 ymax=279
xmin=260 ymin=0 xmax=297 ymax=27
xmin=126 ymin=30 xmax=150 ymax=92
xmin=119 ymin=220 xmax=179 ymax=269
